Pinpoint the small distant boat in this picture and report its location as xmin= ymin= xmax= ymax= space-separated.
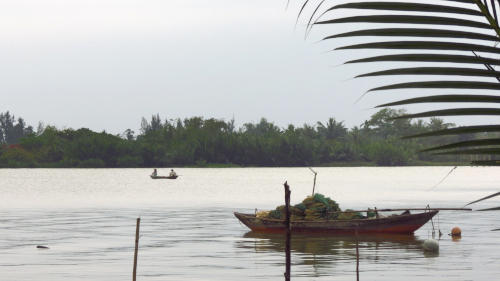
xmin=150 ymin=175 xmax=178 ymax=179
xmin=234 ymin=210 xmax=438 ymax=235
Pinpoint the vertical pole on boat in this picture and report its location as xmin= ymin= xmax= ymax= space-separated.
xmin=133 ymin=217 xmax=140 ymax=281
xmin=284 ymin=181 xmax=291 ymax=281
xmin=308 ymin=167 xmax=317 ymax=196
xmin=355 ymin=228 xmax=359 ymax=281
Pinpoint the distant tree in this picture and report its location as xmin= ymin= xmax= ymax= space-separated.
xmin=0 ymin=111 xmax=34 ymax=144
xmin=123 ymin=129 xmax=135 ymax=141
xmin=140 ymin=117 xmax=149 ymax=135
xmin=36 ymin=122 xmax=45 ymax=136
xmin=317 ymin=118 xmax=347 ymax=140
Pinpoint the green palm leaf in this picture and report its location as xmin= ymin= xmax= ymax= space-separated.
xmin=337 ymin=41 xmax=500 ymax=54
xmin=325 ymin=2 xmax=484 ymax=16
xmin=403 ymin=125 xmax=500 ymax=138
xmin=327 ymin=28 xmax=499 ymax=41
xmin=433 ymin=148 xmax=500 ymax=154
xmin=392 ymin=108 xmax=500 ymax=119
xmin=370 ymin=81 xmax=500 ymax=92
xmin=377 ymin=95 xmax=500 ymax=107
xmin=421 ymin=138 xmax=500 ymax=152
xmin=445 ymin=0 xmax=476 ymax=3
xmin=358 ymin=67 xmax=500 ymax=78
xmin=316 ymin=15 xmax=493 ymax=29
xmin=346 ymin=54 xmax=500 ymax=66
xmin=471 ymin=160 xmax=500 ymax=165
xmin=465 ymin=191 xmax=500 ymax=206
xmin=477 ymin=206 xmax=500 ymax=211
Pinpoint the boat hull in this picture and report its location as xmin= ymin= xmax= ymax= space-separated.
xmin=234 ymin=210 xmax=438 ymax=234
xmin=150 ymin=175 xmax=178 ymax=179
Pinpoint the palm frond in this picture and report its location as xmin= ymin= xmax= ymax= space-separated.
xmin=346 ymin=54 xmax=500 ymax=66
xmin=377 ymin=95 xmax=500 ymax=107
xmin=336 ymin=41 xmax=500 ymax=54
xmin=403 ymin=125 xmax=500 ymax=138
xmin=328 ymin=28 xmax=500 ymax=41
xmin=325 ymin=2 xmax=484 ymax=16
xmin=392 ymin=108 xmax=500 ymax=118
xmin=370 ymin=81 xmax=500 ymax=92
xmin=297 ymin=0 xmax=500 ymax=166
xmin=317 ymin=15 xmax=493 ymax=29
xmin=477 ymin=206 xmax=500 ymax=211
xmin=465 ymin=191 xmax=500 ymax=206
xmin=421 ymin=138 xmax=500 ymax=152
xmin=433 ymin=148 xmax=500 ymax=154
xmin=472 ymin=159 xmax=500 ymax=165
xmin=358 ymin=67 xmax=500 ymax=78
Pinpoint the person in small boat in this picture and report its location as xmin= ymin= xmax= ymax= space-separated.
xmin=152 ymin=169 xmax=158 ymax=177
xmin=169 ymin=169 xmax=177 ymax=177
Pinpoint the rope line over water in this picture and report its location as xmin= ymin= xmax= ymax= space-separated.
xmin=429 ymin=166 xmax=457 ymax=190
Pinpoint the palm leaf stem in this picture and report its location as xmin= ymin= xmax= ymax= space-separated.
xmin=474 ymin=0 xmax=500 ymax=36
xmin=491 ymin=0 xmax=498 ymax=25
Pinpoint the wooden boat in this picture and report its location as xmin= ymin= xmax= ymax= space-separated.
xmin=234 ymin=210 xmax=438 ymax=234
xmin=150 ymin=175 xmax=178 ymax=179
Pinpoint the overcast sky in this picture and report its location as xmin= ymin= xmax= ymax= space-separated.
xmin=2 ymin=0 xmax=500 ymax=134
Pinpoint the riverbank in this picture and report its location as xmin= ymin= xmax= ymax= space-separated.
xmin=1 ymin=161 xmax=468 ymax=169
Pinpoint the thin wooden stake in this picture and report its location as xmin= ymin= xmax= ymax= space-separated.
xmin=284 ymin=181 xmax=291 ymax=281
xmin=133 ymin=218 xmax=140 ymax=281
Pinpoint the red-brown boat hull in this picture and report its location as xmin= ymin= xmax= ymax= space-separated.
xmin=234 ymin=210 xmax=438 ymax=234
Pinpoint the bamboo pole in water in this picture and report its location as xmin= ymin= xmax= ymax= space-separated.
xmin=133 ymin=218 xmax=140 ymax=281
xmin=284 ymin=181 xmax=291 ymax=281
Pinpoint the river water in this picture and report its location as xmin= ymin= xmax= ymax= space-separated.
xmin=1 ymin=167 xmax=499 ymax=280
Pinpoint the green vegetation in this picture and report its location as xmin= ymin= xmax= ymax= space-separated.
xmin=0 ymin=109 xmax=495 ymax=168
xmin=262 ymin=193 xmax=369 ymax=221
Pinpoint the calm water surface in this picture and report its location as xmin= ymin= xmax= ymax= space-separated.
xmin=1 ymin=167 xmax=499 ymax=280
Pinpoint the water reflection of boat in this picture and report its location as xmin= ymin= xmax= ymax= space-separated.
xmin=234 ymin=210 xmax=437 ymax=234
xmin=237 ymin=232 xmax=431 ymax=270
xmin=242 ymin=231 xmax=423 ymax=255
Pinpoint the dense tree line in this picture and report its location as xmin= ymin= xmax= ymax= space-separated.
xmin=0 ymin=109 xmax=490 ymax=168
